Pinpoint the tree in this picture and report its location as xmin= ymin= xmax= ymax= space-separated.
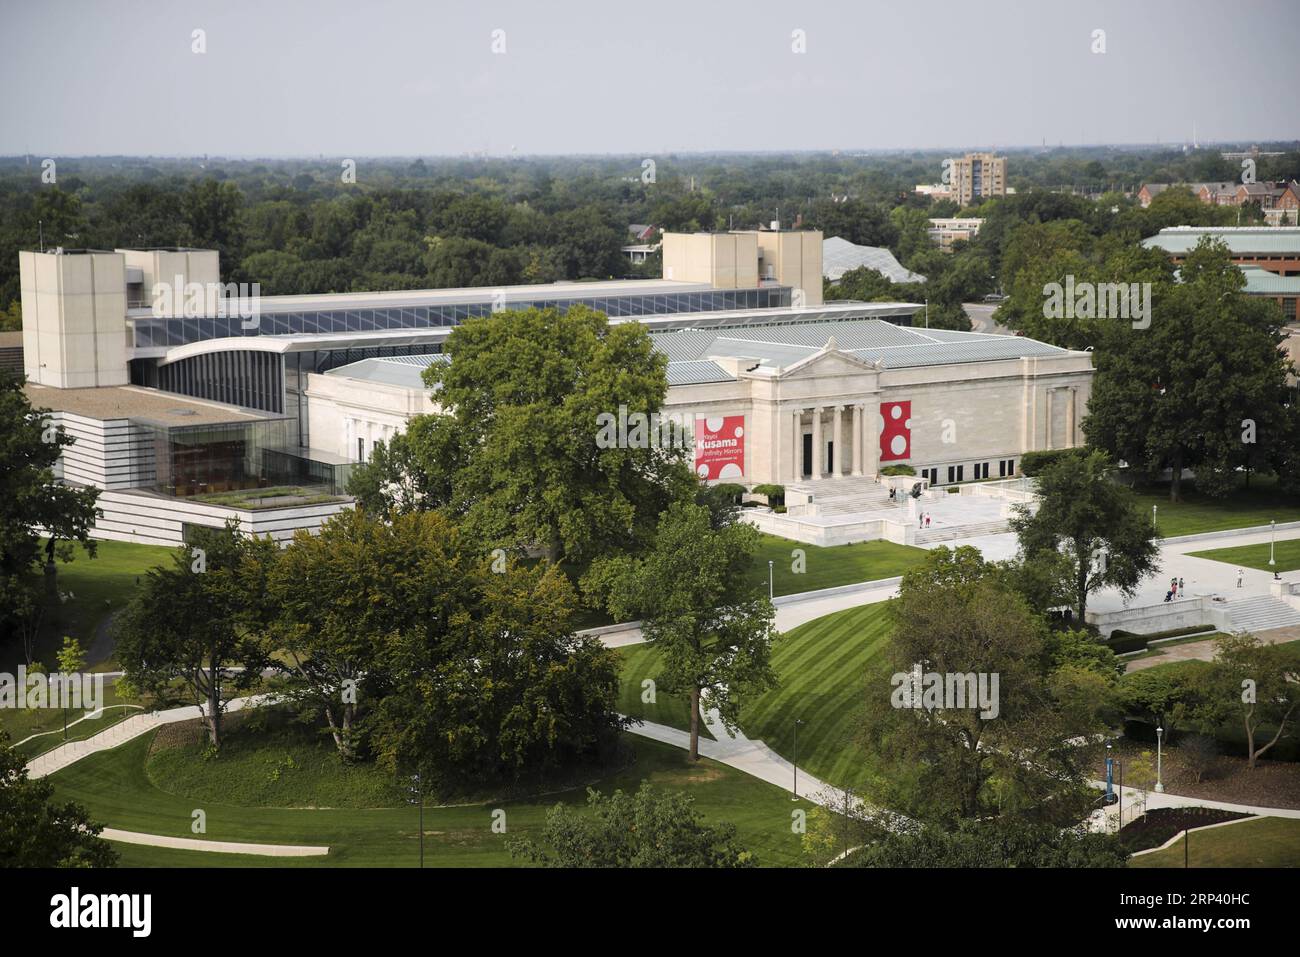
xmin=0 ymin=732 xmax=117 ymax=868
xmin=1084 ymin=240 xmax=1297 ymax=501
xmin=1011 ymin=449 xmax=1159 ymax=622
xmin=181 ymin=179 xmax=245 ymax=277
xmin=260 ymin=510 xmax=384 ymax=761
xmin=366 ymin=511 xmax=626 ymax=791
xmin=860 ymin=546 xmax=1101 ymax=825
xmin=585 ymin=501 xmax=779 ymax=762
xmin=417 ymin=304 xmax=695 ymax=564
xmin=55 ymin=636 xmax=88 ymax=741
xmin=0 ymin=373 xmax=100 ymax=652
xmin=1119 ymin=666 xmax=1205 ymax=736
xmin=1201 ymin=633 xmax=1299 ymax=768
xmin=113 ymin=523 xmax=272 ymax=749
xmin=507 ymin=784 xmax=755 ymax=868
xmin=844 ymin=816 xmax=1128 ymax=868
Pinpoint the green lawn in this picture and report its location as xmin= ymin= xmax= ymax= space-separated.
xmin=49 ymin=727 xmax=813 ymax=867
xmin=749 ymin=534 xmax=927 ymax=597
xmin=615 ymin=643 xmax=714 ymax=740
xmin=740 ymin=603 xmax=893 ymax=791
xmin=616 ymin=602 xmax=893 ymax=792
xmin=7 ymin=539 xmax=177 ymax=672
xmin=1130 ymin=479 xmax=1300 ymax=538
xmin=1130 ymin=816 xmax=1300 ymax=868
xmin=1189 ymin=537 xmax=1300 ymax=573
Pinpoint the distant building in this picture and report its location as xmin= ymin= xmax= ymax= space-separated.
xmin=914 ymin=183 xmax=954 ymax=201
xmin=1137 ymin=180 xmax=1299 ymax=216
xmin=822 ymin=237 xmax=926 ymax=284
xmin=1238 ymin=265 xmax=1300 ymax=323
xmin=947 ymin=153 xmax=1007 ymax=205
xmin=1142 ymin=226 xmax=1300 ymax=277
xmin=927 ymin=218 xmax=983 ymax=252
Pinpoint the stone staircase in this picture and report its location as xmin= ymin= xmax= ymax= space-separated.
xmin=1222 ymin=595 xmax=1300 ymax=634
xmin=787 ymin=477 xmax=899 ymax=516
xmin=915 ymin=518 xmax=1013 ymax=544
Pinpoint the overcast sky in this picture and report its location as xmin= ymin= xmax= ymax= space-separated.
xmin=2 ymin=0 xmax=1295 ymax=157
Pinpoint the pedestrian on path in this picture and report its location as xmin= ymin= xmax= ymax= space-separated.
xmin=1237 ymin=568 xmax=1245 ymax=588
xmin=1178 ymin=577 xmax=1184 ymax=593
xmin=925 ymin=513 xmax=931 ymax=528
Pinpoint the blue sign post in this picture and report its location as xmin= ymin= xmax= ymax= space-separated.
xmin=1105 ymin=755 xmax=1115 ymax=804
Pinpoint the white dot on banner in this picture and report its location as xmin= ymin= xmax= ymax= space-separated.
xmin=891 ymin=405 xmax=902 ymax=420
xmin=891 ymin=435 xmax=906 ymax=456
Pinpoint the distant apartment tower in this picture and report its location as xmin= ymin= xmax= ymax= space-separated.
xmin=948 ymin=153 xmax=1007 ymax=205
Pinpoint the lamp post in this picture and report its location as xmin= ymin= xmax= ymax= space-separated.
xmin=1156 ymin=725 xmax=1165 ymax=793
xmin=408 ymin=773 xmax=424 ymax=868
xmin=768 ymin=560 xmax=774 ymax=601
xmin=1153 ymin=504 xmax=1158 ymax=531
xmin=1271 ymin=519 xmax=1278 ymax=580
xmin=792 ymin=718 xmax=804 ymax=800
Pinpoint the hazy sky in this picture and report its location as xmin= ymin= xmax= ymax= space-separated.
xmin=2 ymin=0 xmax=1296 ymax=156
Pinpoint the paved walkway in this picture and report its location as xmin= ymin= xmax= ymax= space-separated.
xmin=100 ymin=828 xmax=329 ymax=857
xmin=1124 ymin=626 xmax=1299 ymax=672
xmin=1090 ymin=780 xmax=1300 ymax=832
xmin=622 ymin=712 xmax=863 ymax=811
xmin=27 ymin=693 xmax=278 ymax=779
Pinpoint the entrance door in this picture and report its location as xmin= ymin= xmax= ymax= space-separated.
xmin=802 ymin=433 xmax=812 ymax=477
xmin=827 ymin=441 xmax=834 ymax=475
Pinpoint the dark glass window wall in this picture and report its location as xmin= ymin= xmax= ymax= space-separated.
xmin=129 ymin=287 xmax=792 ymax=348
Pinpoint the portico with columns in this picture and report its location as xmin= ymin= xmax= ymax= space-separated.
xmin=659 ymin=333 xmax=1094 ymax=490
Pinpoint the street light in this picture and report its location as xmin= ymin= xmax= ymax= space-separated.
xmin=1152 ymin=504 xmax=1158 ymax=531
xmin=1156 ymin=726 xmax=1165 ymax=793
xmin=407 ymin=772 xmax=424 ymax=868
xmin=1271 ymin=519 xmax=1278 ymax=580
xmin=768 ymin=560 xmax=774 ymax=601
xmin=792 ymin=718 xmax=804 ymax=800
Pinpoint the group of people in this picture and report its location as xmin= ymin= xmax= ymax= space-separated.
xmin=1163 ymin=576 xmax=1186 ymax=603
xmin=918 ymin=512 xmax=932 ymax=529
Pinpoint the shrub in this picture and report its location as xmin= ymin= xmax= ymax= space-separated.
xmin=1019 ymin=448 xmax=1085 ymax=477
xmin=772 ymin=505 xmax=787 ymax=514
xmin=880 ymin=465 xmax=916 ymax=477
xmin=712 ymin=483 xmax=747 ymax=505
xmin=1179 ymin=733 xmax=1219 ymax=783
xmin=752 ymin=483 xmax=785 ymax=506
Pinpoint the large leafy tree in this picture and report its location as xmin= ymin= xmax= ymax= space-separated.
xmin=0 ymin=732 xmax=117 ymax=868
xmin=114 ymin=523 xmax=273 ymax=749
xmin=860 ymin=547 xmax=1104 ymax=825
xmin=1011 ymin=449 xmax=1159 ymax=622
xmin=1084 ymin=239 xmax=1299 ymax=500
xmin=585 ymin=501 xmax=778 ymax=761
xmin=508 ymin=784 xmax=755 ymax=868
xmin=367 ymin=511 xmax=626 ymax=791
xmin=362 ymin=304 xmax=694 ymax=565
xmin=260 ymin=509 xmax=389 ymax=761
xmin=1199 ymin=633 xmax=1299 ymax=768
xmin=0 ymin=373 xmax=100 ymax=658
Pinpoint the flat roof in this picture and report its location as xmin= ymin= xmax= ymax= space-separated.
xmin=149 ymin=302 xmax=922 ymax=366
xmin=1143 ymin=227 xmax=1300 ymax=256
xmin=326 ymin=316 xmax=1077 ymax=392
xmin=125 ymin=277 xmax=715 ymax=317
xmin=22 ymin=383 xmax=270 ymax=426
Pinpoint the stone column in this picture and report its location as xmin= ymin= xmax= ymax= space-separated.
xmin=1045 ymin=388 xmax=1055 ymax=450
xmin=791 ymin=408 xmax=803 ymax=481
xmin=851 ymin=404 xmax=864 ymax=476
xmin=1065 ymin=387 xmax=1077 ymax=447
xmin=864 ymin=401 xmax=880 ymax=477
xmin=831 ymin=405 xmax=843 ymax=477
xmin=811 ymin=407 xmax=824 ymax=478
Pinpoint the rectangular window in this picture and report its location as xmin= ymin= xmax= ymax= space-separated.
xmin=358 ymin=437 xmax=365 ymax=463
